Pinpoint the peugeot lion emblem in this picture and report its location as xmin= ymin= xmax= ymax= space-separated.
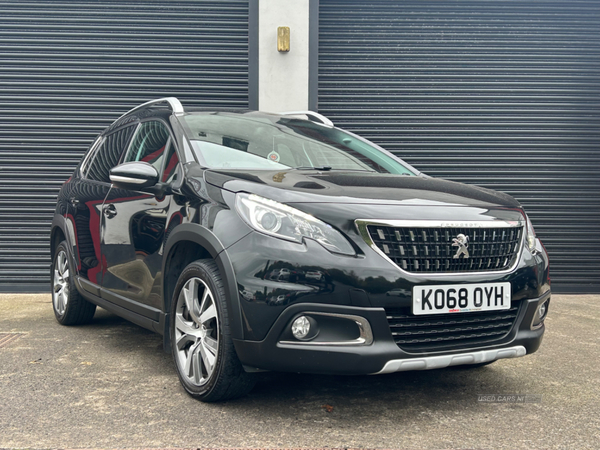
xmin=452 ymin=233 xmax=470 ymax=259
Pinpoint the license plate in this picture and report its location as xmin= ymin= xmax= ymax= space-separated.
xmin=412 ymin=282 xmax=511 ymax=315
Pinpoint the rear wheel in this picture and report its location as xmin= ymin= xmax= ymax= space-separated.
xmin=51 ymin=241 xmax=96 ymax=325
xmin=171 ymin=259 xmax=255 ymax=402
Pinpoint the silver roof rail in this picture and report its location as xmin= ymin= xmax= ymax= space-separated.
xmin=280 ymin=110 xmax=334 ymax=127
xmin=117 ymin=97 xmax=184 ymax=120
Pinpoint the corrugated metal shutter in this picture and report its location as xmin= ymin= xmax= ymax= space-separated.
xmin=319 ymin=0 xmax=600 ymax=293
xmin=0 ymin=0 xmax=249 ymax=291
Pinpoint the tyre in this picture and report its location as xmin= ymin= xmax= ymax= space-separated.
xmin=170 ymin=259 xmax=256 ymax=402
xmin=51 ymin=241 xmax=96 ymax=325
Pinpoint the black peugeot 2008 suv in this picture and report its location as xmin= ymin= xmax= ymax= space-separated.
xmin=51 ymin=98 xmax=551 ymax=402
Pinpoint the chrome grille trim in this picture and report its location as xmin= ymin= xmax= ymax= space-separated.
xmin=356 ymin=219 xmax=525 ymax=277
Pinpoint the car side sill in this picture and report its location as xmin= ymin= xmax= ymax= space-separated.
xmin=76 ymin=276 xmax=164 ymax=334
xmin=100 ymin=288 xmax=162 ymax=322
xmin=374 ymin=345 xmax=527 ymax=374
xmin=79 ymin=277 xmax=101 ymax=297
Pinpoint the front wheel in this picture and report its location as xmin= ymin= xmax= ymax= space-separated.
xmin=170 ymin=259 xmax=255 ymax=402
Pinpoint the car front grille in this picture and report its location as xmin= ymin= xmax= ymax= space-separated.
xmin=385 ymin=305 xmax=520 ymax=353
xmin=365 ymin=224 xmax=523 ymax=274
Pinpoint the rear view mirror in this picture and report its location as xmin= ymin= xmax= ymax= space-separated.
xmin=110 ymin=162 xmax=159 ymax=190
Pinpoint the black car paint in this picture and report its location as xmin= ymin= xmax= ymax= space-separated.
xmin=203 ymin=168 xmax=521 ymax=208
xmin=51 ymin=107 xmax=550 ymax=376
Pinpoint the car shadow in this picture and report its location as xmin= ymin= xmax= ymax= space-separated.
xmin=76 ymin=308 xmax=173 ymax=375
xmin=82 ymin=309 xmax=526 ymax=414
xmin=224 ymin=361 xmax=529 ymax=419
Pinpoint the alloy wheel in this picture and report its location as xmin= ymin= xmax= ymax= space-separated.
xmin=53 ymin=249 xmax=70 ymax=316
xmin=174 ymin=277 xmax=219 ymax=386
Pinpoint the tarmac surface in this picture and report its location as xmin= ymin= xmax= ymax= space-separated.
xmin=0 ymin=293 xmax=598 ymax=450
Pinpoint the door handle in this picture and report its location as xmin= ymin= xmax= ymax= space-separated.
xmin=103 ymin=203 xmax=117 ymax=218
xmin=69 ymin=197 xmax=79 ymax=207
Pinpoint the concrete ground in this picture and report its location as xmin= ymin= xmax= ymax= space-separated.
xmin=0 ymin=293 xmax=598 ymax=450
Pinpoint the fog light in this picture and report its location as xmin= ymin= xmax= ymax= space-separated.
xmin=532 ymin=299 xmax=550 ymax=329
xmin=292 ymin=316 xmax=311 ymax=340
xmin=538 ymin=302 xmax=547 ymax=321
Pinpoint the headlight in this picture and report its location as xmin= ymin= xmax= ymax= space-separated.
xmin=524 ymin=212 xmax=537 ymax=253
xmin=235 ymin=193 xmax=355 ymax=256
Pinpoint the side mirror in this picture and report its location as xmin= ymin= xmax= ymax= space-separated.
xmin=110 ymin=162 xmax=159 ymax=190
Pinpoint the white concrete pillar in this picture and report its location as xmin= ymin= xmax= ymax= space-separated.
xmin=258 ymin=0 xmax=310 ymax=113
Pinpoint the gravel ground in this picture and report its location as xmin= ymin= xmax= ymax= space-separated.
xmin=0 ymin=293 xmax=598 ymax=450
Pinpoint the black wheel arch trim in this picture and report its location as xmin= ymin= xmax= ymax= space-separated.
xmin=51 ymin=214 xmax=78 ymax=279
xmin=161 ymin=223 xmax=245 ymax=345
xmin=50 ymin=213 xmax=67 ymax=253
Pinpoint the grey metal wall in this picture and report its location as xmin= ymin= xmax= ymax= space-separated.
xmin=0 ymin=0 xmax=250 ymax=291
xmin=318 ymin=0 xmax=600 ymax=293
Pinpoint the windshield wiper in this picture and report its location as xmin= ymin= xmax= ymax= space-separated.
xmin=290 ymin=166 xmax=375 ymax=172
xmin=290 ymin=166 xmax=332 ymax=171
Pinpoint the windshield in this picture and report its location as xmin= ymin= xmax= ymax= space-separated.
xmin=181 ymin=112 xmax=416 ymax=175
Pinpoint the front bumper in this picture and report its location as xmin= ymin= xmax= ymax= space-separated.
xmin=224 ymin=203 xmax=550 ymax=375
xmin=233 ymin=290 xmax=548 ymax=375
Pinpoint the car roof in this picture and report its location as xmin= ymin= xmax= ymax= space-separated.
xmin=112 ymin=97 xmax=334 ymax=129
